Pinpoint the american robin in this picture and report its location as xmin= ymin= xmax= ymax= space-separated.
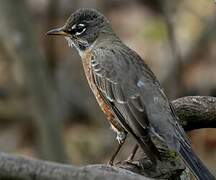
xmin=47 ymin=8 xmax=215 ymax=179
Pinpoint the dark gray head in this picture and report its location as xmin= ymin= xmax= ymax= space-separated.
xmin=47 ymin=8 xmax=113 ymax=52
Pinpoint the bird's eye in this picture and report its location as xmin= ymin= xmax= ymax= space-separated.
xmin=75 ymin=23 xmax=86 ymax=36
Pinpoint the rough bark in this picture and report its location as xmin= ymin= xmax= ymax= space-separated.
xmin=173 ymin=96 xmax=216 ymax=131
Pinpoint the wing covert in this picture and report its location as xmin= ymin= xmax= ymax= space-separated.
xmin=91 ymin=46 xmax=152 ymax=132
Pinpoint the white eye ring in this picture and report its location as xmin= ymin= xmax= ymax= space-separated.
xmin=78 ymin=23 xmax=85 ymax=27
xmin=75 ymin=27 xmax=86 ymax=36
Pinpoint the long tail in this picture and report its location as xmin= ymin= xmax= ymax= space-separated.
xmin=179 ymin=140 xmax=215 ymax=180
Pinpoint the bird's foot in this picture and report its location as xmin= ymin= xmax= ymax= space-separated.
xmin=115 ymin=159 xmax=140 ymax=169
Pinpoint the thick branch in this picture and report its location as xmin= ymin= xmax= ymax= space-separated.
xmin=172 ymin=96 xmax=216 ymax=131
xmin=0 ymin=152 xmax=151 ymax=180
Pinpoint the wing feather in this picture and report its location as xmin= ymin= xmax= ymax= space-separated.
xmin=90 ymin=46 xmax=162 ymax=162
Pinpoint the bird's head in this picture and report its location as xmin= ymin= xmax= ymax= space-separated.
xmin=47 ymin=8 xmax=113 ymax=53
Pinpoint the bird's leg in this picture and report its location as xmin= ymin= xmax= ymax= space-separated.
xmin=108 ymin=140 xmax=125 ymax=166
xmin=108 ymin=131 xmax=127 ymax=166
xmin=126 ymin=144 xmax=139 ymax=162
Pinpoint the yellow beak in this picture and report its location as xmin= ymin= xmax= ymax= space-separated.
xmin=46 ymin=27 xmax=69 ymax=36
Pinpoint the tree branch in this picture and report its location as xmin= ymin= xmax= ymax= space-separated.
xmin=172 ymin=96 xmax=216 ymax=131
xmin=0 ymin=152 xmax=151 ymax=180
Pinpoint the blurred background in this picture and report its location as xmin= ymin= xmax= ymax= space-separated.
xmin=0 ymin=0 xmax=215 ymax=176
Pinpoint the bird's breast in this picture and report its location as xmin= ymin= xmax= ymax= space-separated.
xmin=81 ymin=49 xmax=124 ymax=132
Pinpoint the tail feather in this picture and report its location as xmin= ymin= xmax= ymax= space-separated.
xmin=179 ymin=141 xmax=215 ymax=180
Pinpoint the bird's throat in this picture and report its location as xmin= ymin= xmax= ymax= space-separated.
xmin=65 ymin=37 xmax=90 ymax=55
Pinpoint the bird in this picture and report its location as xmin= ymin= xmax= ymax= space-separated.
xmin=47 ymin=8 xmax=215 ymax=179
